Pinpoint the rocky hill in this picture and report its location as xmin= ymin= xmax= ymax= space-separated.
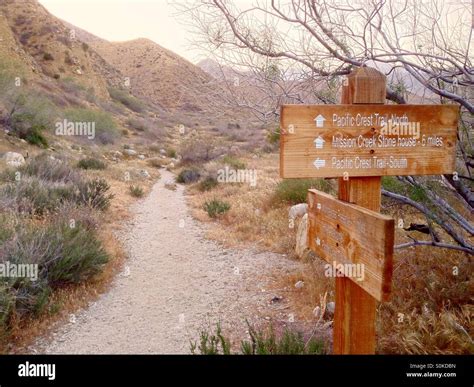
xmin=91 ymin=38 xmax=230 ymax=113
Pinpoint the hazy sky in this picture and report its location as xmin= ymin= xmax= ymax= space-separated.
xmin=38 ymin=0 xmax=200 ymax=63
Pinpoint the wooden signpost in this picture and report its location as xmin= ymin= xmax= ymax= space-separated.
xmin=279 ymin=67 xmax=459 ymax=354
xmin=307 ymin=189 xmax=394 ymax=302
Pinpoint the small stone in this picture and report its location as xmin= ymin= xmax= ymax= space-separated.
xmin=139 ymin=169 xmax=150 ymax=179
xmin=124 ymin=149 xmax=137 ymax=157
xmin=294 ymin=280 xmax=304 ymax=289
xmin=326 ymin=301 xmax=335 ymax=315
xmin=3 ymin=152 xmax=25 ymax=167
xmin=138 ymin=154 xmax=145 ymax=160
xmin=289 ymin=203 xmax=308 ymax=220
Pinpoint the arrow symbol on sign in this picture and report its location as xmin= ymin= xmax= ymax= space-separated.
xmin=314 ymin=136 xmax=325 ymax=149
xmin=313 ymin=158 xmax=326 ymax=169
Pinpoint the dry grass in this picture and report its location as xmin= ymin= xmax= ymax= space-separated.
xmin=188 ymin=153 xmax=296 ymax=253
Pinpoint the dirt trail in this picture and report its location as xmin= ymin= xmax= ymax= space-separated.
xmin=30 ymin=170 xmax=301 ymax=354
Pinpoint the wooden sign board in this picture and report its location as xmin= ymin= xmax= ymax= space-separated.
xmin=280 ymin=104 xmax=459 ymax=178
xmin=307 ymin=189 xmax=394 ymax=301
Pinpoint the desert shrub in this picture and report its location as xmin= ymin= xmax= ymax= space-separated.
xmin=75 ymin=178 xmax=113 ymax=211
xmin=191 ymin=323 xmax=326 ymax=355
xmin=23 ymin=124 xmax=48 ymax=147
xmin=222 ymin=155 xmax=246 ymax=170
xmin=0 ymin=209 xmax=108 ymax=324
xmin=0 ymin=177 xmax=77 ymax=216
xmin=166 ymin=148 xmax=177 ymax=158
xmin=191 ymin=323 xmax=230 ymax=355
xmin=5 ymin=93 xmax=57 ymax=147
xmin=203 ymin=199 xmax=230 ymax=218
xmin=20 ymin=154 xmax=81 ymax=184
xmin=0 ymin=157 xmax=113 ymax=214
xmin=382 ymin=176 xmax=405 ymax=193
xmin=43 ymin=52 xmax=54 ymax=61
xmin=59 ymin=77 xmax=86 ymax=96
xmin=267 ymin=127 xmax=280 ymax=145
xmin=19 ymin=32 xmax=32 ymax=45
xmin=148 ymin=144 xmax=161 ymax=153
xmin=77 ymin=157 xmax=107 ymax=170
xmin=126 ymin=118 xmax=149 ymax=132
xmin=180 ymin=138 xmax=220 ymax=164
xmin=0 ymin=285 xmax=15 ymax=334
xmin=177 ymin=169 xmax=200 ymax=184
xmin=129 ymin=185 xmax=144 ymax=198
xmin=147 ymin=158 xmax=165 ymax=169
xmin=64 ymin=108 xmax=120 ymax=144
xmin=272 ymin=179 xmax=334 ymax=205
xmin=198 ymin=176 xmax=218 ymax=192
xmin=241 ymin=325 xmax=326 ymax=355
xmin=108 ymin=87 xmax=145 ymax=113
xmin=45 ymin=220 xmax=109 ymax=286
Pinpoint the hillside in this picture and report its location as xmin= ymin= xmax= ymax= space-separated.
xmin=0 ymin=0 xmax=126 ymax=98
xmin=91 ymin=38 xmax=232 ymax=114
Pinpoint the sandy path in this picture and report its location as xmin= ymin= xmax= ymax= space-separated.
xmin=30 ymin=170 xmax=301 ymax=354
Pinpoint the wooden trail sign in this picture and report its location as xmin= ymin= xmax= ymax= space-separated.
xmin=279 ymin=67 xmax=460 ymax=354
xmin=280 ymin=104 xmax=459 ymax=178
xmin=307 ymin=189 xmax=394 ymax=302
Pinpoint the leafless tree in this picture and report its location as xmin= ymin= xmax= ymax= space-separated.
xmin=177 ymin=0 xmax=473 ymax=254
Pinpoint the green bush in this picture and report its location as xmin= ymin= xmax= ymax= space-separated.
xmin=64 ymin=108 xmax=120 ymax=145
xmin=198 ymin=176 xmax=218 ymax=192
xmin=24 ymin=124 xmax=48 ymax=148
xmin=381 ymin=176 xmax=405 ymax=193
xmin=177 ymin=169 xmax=200 ymax=184
xmin=267 ymin=127 xmax=280 ymax=145
xmin=46 ymin=221 xmax=109 ymax=286
xmin=0 ymin=155 xmax=112 ymax=342
xmin=108 ymin=87 xmax=145 ymax=113
xmin=191 ymin=323 xmax=230 ymax=355
xmin=191 ymin=323 xmax=326 ymax=355
xmin=166 ymin=148 xmax=177 ymax=158
xmin=0 ymin=210 xmax=108 ymax=326
xmin=273 ymin=179 xmax=333 ymax=205
xmin=129 ymin=185 xmax=144 ymax=198
xmin=43 ymin=52 xmax=54 ymax=61
xmin=77 ymin=158 xmax=107 ymax=170
xmin=222 ymin=155 xmax=246 ymax=170
xmin=203 ymin=199 xmax=230 ymax=218
xmin=5 ymin=93 xmax=57 ymax=147
xmin=75 ymin=178 xmax=113 ymax=211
